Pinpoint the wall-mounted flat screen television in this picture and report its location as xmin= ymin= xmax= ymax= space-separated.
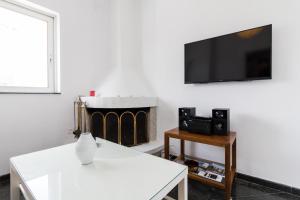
xmin=184 ymin=24 xmax=272 ymax=84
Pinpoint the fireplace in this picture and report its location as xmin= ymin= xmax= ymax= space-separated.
xmin=74 ymin=97 xmax=158 ymax=148
xmin=88 ymin=108 xmax=149 ymax=146
xmin=70 ymin=0 xmax=161 ymax=152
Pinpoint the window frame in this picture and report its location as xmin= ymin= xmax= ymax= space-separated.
xmin=0 ymin=0 xmax=60 ymax=94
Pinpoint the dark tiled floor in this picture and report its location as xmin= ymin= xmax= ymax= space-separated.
xmin=1 ymin=178 xmax=300 ymax=200
xmin=168 ymin=178 xmax=300 ymax=200
xmin=0 ymin=179 xmax=10 ymax=200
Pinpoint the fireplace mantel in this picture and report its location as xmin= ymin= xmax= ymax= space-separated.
xmin=80 ymin=96 xmax=158 ymax=108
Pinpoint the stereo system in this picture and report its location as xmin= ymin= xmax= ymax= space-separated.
xmin=179 ymin=107 xmax=230 ymax=135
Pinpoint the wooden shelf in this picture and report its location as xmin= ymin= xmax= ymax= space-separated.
xmin=188 ymin=173 xmax=225 ymax=189
xmin=165 ymin=128 xmax=236 ymax=147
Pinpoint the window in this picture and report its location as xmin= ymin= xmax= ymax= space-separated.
xmin=0 ymin=0 xmax=60 ymax=93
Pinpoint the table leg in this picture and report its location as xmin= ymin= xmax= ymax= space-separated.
xmin=225 ymin=144 xmax=232 ymax=200
xmin=10 ymin=165 xmax=20 ymax=200
xmin=180 ymin=140 xmax=185 ymax=160
xmin=178 ymin=175 xmax=188 ymax=200
xmin=164 ymin=134 xmax=170 ymax=159
xmin=232 ymin=139 xmax=236 ymax=170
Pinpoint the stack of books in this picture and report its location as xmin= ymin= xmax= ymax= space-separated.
xmin=173 ymin=157 xmax=225 ymax=183
xmin=197 ymin=161 xmax=225 ymax=183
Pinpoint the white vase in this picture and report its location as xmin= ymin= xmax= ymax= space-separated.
xmin=75 ymin=132 xmax=97 ymax=165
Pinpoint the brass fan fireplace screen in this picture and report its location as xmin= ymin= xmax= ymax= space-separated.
xmin=88 ymin=108 xmax=149 ymax=146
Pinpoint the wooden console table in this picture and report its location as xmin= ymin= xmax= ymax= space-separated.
xmin=164 ymin=128 xmax=236 ymax=200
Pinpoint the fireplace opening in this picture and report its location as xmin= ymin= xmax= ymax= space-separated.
xmin=87 ymin=107 xmax=150 ymax=147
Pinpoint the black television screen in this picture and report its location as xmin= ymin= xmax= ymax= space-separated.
xmin=184 ymin=25 xmax=272 ymax=84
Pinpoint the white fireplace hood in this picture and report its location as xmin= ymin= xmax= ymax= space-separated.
xmin=85 ymin=0 xmax=156 ymax=108
xmin=96 ymin=65 xmax=154 ymax=98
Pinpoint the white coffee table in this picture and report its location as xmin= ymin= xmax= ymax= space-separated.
xmin=10 ymin=138 xmax=188 ymax=200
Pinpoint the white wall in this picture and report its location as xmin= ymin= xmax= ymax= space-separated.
xmin=0 ymin=0 xmax=111 ymax=175
xmin=141 ymin=0 xmax=300 ymax=188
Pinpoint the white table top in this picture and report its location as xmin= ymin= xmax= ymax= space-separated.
xmin=10 ymin=139 xmax=187 ymax=200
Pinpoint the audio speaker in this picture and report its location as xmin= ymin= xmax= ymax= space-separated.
xmin=212 ymin=108 xmax=230 ymax=135
xmin=179 ymin=107 xmax=196 ymax=130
